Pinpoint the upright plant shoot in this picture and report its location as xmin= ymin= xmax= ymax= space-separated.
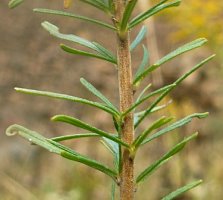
xmin=6 ymin=0 xmax=214 ymax=199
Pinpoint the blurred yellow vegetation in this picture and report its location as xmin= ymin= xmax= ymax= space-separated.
xmin=163 ymin=0 xmax=223 ymax=54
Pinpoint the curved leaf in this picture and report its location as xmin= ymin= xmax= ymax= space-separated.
xmin=136 ymin=132 xmax=198 ymax=183
xmin=34 ymin=8 xmax=116 ymax=30
xmin=52 ymin=115 xmax=129 ymax=148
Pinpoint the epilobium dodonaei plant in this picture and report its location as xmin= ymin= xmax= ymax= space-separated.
xmin=6 ymin=0 xmax=215 ymax=199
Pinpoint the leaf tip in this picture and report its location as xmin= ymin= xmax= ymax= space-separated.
xmin=6 ymin=124 xmax=20 ymax=136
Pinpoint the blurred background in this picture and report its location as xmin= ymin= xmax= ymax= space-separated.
xmin=0 ymin=0 xmax=222 ymax=199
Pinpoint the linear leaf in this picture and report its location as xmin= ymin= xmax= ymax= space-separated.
xmin=134 ymin=85 xmax=175 ymax=128
xmin=123 ymin=83 xmax=176 ymax=116
xmin=48 ymin=139 xmax=117 ymax=179
xmin=161 ymin=180 xmax=203 ymax=200
xmin=136 ymin=132 xmax=198 ymax=183
xmin=135 ymin=83 xmax=152 ymax=104
xmin=42 ymin=21 xmax=113 ymax=58
xmin=6 ymin=124 xmax=62 ymax=154
xmin=102 ymin=137 xmax=119 ymax=170
xmin=133 ymin=116 xmax=173 ymax=149
xmin=134 ymin=45 xmax=149 ymax=80
xmin=120 ymin=0 xmax=138 ymax=32
xmin=130 ymin=26 xmax=147 ymax=51
xmin=133 ymin=38 xmax=208 ymax=85
xmin=80 ymin=77 xmax=118 ymax=112
xmin=60 ymin=44 xmax=116 ymax=64
xmin=79 ymin=0 xmax=109 ymax=12
xmin=142 ymin=112 xmax=208 ymax=145
xmin=134 ymin=54 xmax=215 ymax=127
xmin=52 ymin=115 xmax=129 ymax=147
xmin=51 ymin=133 xmax=99 ymax=142
xmin=92 ymin=42 xmax=116 ymax=62
xmin=14 ymin=87 xmax=119 ymax=116
xmin=8 ymin=0 xmax=24 ymax=8
xmin=34 ymin=8 xmax=116 ymax=30
xmin=129 ymin=0 xmax=181 ymax=28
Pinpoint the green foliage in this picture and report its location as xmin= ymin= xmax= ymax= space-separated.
xmin=6 ymin=0 xmax=214 ymax=199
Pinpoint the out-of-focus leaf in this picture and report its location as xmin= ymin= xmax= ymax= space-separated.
xmin=133 ymin=116 xmax=173 ymax=149
xmin=136 ymin=132 xmax=198 ymax=183
xmin=60 ymin=44 xmax=116 ymax=64
xmin=142 ymin=112 xmax=208 ymax=145
xmin=80 ymin=78 xmax=118 ymax=112
xmin=34 ymin=8 xmax=116 ymax=30
xmin=133 ymin=38 xmax=208 ymax=86
xmin=14 ymin=87 xmax=119 ymax=116
xmin=134 ymin=45 xmax=149 ymax=80
xmin=8 ymin=0 xmax=24 ymax=9
xmin=161 ymin=180 xmax=203 ymax=200
xmin=52 ymin=115 xmax=129 ymax=147
xmin=129 ymin=0 xmax=181 ymax=28
xmin=130 ymin=26 xmax=147 ymax=51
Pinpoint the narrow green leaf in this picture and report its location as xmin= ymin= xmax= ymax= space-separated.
xmin=92 ymin=42 xmax=116 ymax=62
xmin=8 ymin=0 xmax=24 ymax=9
xmin=111 ymin=180 xmax=116 ymax=200
xmin=134 ymin=85 xmax=175 ymax=128
xmin=123 ymin=83 xmax=176 ymax=116
xmin=79 ymin=0 xmax=109 ymax=12
xmin=60 ymin=44 xmax=116 ymax=64
xmin=134 ymin=100 xmax=172 ymax=125
xmin=134 ymin=54 xmax=215 ymax=127
xmin=6 ymin=124 xmax=62 ymax=154
xmin=134 ymin=45 xmax=149 ymax=80
xmin=120 ymin=0 xmax=138 ymax=32
xmin=129 ymin=0 xmax=181 ymax=28
xmin=14 ymin=87 xmax=119 ymax=116
xmin=130 ymin=26 xmax=147 ymax=51
xmin=142 ymin=112 xmax=208 ymax=145
xmin=136 ymin=132 xmax=198 ymax=183
xmin=51 ymin=133 xmax=99 ymax=142
xmin=102 ymin=137 xmax=119 ymax=170
xmin=48 ymin=139 xmax=117 ymax=179
xmin=34 ymin=8 xmax=116 ymax=30
xmin=80 ymin=78 xmax=118 ymax=112
xmin=133 ymin=38 xmax=208 ymax=85
xmin=135 ymin=83 xmax=152 ymax=104
xmin=133 ymin=116 xmax=173 ymax=149
xmin=52 ymin=115 xmax=129 ymax=148
xmin=161 ymin=180 xmax=203 ymax=200
xmin=42 ymin=21 xmax=113 ymax=58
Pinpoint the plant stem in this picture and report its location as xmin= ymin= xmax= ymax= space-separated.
xmin=114 ymin=1 xmax=135 ymax=199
